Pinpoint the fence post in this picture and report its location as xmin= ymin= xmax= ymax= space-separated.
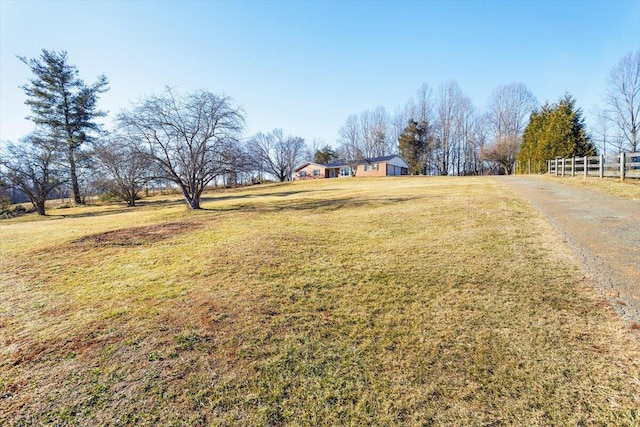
xmin=561 ymin=158 xmax=566 ymax=177
xmin=599 ymin=154 xmax=604 ymax=178
xmin=571 ymin=157 xmax=575 ymax=177
xmin=555 ymin=158 xmax=559 ymax=176
xmin=620 ymin=151 xmax=626 ymax=181
xmin=583 ymin=156 xmax=588 ymax=178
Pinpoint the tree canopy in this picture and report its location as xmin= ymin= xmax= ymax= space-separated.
xmin=0 ymin=132 xmax=67 ymax=215
xmin=605 ymin=49 xmax=639 ymax=153
xmin=518 ymin=94 xmax=595 ymax=173
xmin=117 ymin=88 xmax=244 ymax=209
xmin=249 ymin=129 xmax=305 ymax=182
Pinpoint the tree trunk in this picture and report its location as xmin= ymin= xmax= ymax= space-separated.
xmin=189 ymin=194 xmax=201 ymax=209
xmin=68 ymin=149 xmax=83 ymax=205
xmin=181 ymin=186 xmax=202 ymax=210
xmin=35 ymin=199 xmax=46 ymax=216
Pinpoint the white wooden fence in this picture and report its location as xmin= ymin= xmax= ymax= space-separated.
xmin=547 ymin=152 xmax=640 ymax=180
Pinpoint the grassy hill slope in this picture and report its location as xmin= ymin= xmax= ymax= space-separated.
xmin=1 ymin=177 xmax=638 ymax=426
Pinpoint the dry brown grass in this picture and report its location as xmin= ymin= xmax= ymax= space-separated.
xmin=1 ymin=177 xmax=639 ymax=426
xmin=537 ymin=174 xmax=640 ymax=200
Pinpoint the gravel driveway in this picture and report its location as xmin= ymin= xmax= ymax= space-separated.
xmin=498 ymin=176 xmax=640 ymax=325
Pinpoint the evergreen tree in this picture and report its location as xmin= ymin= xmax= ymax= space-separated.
xmin=519 ymin=94 xmax=595 ymax=173
xmin=314 ymin=145 xmax=339 ymax=164
xmin=398 ymin=119 xmax=430 ymax=174
xmin=19 ymin=49 xmax=109 ymax=204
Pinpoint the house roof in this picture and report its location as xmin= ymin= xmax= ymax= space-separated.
xmin=295 ymin=155 xmax=407 ymax=172
xmin=294 ymin=162 xmax=324 ymax=172
xmin=324 ymin=155 xmax=406 ymax=168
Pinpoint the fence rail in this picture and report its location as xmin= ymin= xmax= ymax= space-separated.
xmin=546 ymin=152 xmax=640 ymax=180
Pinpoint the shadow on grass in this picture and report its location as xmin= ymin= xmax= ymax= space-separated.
xmin=199 ymin=195 xmax=417 ymax=214
xmin=39 ymin=187 xmax=415 ymax=220
xmin=199 ymin=188 xmax=336 ymax=204
xmin=44 ymin=198 xmax=188 ymax=219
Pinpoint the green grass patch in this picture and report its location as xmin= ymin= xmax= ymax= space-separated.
xmin=1 ymin=177 xmax=639 ymax=425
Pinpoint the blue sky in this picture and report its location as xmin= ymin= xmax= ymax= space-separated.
xmin=1 ymin=0 xmax=639 ymax=147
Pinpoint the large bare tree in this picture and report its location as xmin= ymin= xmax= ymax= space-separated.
xmin=0 ymin=132 xmax=67 ymax=215
xmin=93 ymin=135 xmax=155 ymax=207
xmin=486 ymin=82 xmax=537 ymax=139
xmin=485 ymin=82 xmax=537 ymax=174
xmin=434 ymin=81 xmax=475 ymax=175
xmin=249 ymin=129 xmax=305 ymax=182
xmin=605 ymin=50 xmax=640 ymax=152
xmin=338 ymin=114 xmax=362 ymax=176
xmin=117 ymin=88 xmax=244 ymax=209
xmin=481 ymin=135 xmax=519 ymax=175
xmin=359 ymin=106 xmax=391 ymax=158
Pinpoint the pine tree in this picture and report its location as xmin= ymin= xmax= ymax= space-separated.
xmin=314 ymin=145 xmax=339 ymax=164
xmin=398 ymin=119 xmax=431 ymax=174
xmin=19 ymin=50 xmax=109 ymax=204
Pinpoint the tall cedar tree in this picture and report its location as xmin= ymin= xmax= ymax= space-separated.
xmin=398 ymin=119 xmax=430 ymax=175
xmin=19 ymin=50 xmax=108 ymax=204
xmin=518 ymin=94 xmax=595 ymax=173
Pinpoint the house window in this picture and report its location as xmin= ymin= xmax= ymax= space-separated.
xmin=372 ymin=163 xmax=379 ymax=170
xmin=313 ymin=169 xmax=321 ymax=176
xmin=340 ymin=167 xmax=351 ymax=176
xmin=364 ymin=164 xmax=370 ymax=171
xmin=300 ymin=171 xmax=307 ymax=177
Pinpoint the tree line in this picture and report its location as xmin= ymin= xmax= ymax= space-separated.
xmin=335 ymin=49 xmax=638 ymax=176
xmin=1 ymin=49 xmax=638 ymax=215
xmin=0 ymin=50 xmax=311 ymax=214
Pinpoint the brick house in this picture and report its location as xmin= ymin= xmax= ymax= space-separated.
xmin=295 ymin=155 xmax=409 ymax=180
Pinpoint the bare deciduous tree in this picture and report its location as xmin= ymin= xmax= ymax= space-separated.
xmin=117 ymin=88 xmax=244 ymax=210
xmin=249 ymin=129 xmax=305 ymax=182
xmin=484 ymin=82 xmax=537 ymax=174
xmin=591 ymin=107 xmax=617 ymax=156
xmin=605 ymin=50 xmax=640 ymax=152
xmin=338 ymin=114 xmax=362 ymax=176
xmin=0 ymin=132 xmax=67 ymax=215
xmin=93 ymin=136 xmax=155 ymax=207
xmin=482 ymin=135 xmax=519 ymax=175
xmin=486 ymin=82 xmax=537 ymax=139
xmin=359 ymin=106 xmax=391 ymax=158
xmin=434 ymin=81 xmax=475 ymax=175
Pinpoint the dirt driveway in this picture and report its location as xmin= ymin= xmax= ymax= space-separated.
xmin=499 ymin=176 xmax=640 ymax=325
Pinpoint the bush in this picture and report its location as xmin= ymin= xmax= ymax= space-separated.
xmin=99 ymin=190 xmax=121 ymax=203
xmin=0 ymin=196 xmax=10 ymax=212
xmin=0 ymin=201 xmax=28 ymax=219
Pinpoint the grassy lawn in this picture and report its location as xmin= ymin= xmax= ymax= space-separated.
xmin=1 ymin=177 xmax=639 ymax=426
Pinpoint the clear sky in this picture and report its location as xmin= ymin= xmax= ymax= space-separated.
xmin=1 ymin=0 xmax=639 ymax=148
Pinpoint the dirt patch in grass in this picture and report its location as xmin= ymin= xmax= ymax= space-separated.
xmin=70 ymin=221 xmax=201 ymax=247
